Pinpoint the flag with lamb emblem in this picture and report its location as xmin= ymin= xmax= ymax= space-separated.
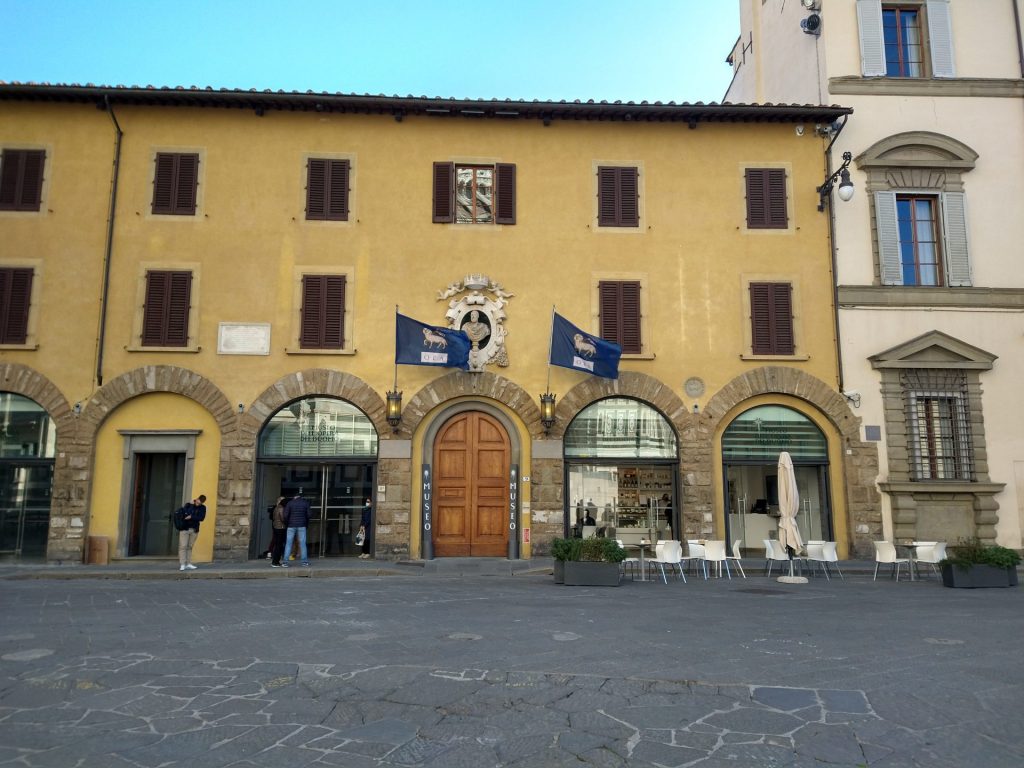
xmin=549 ymin=312 xmax=621 ymax=379
xmin=395 ymin=313 xmax=471 ymax=369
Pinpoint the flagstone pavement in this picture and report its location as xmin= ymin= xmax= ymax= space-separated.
xmin=0 ymin=565 xmax=1021 ymax=767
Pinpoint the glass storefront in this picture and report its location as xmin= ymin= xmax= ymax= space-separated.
xmin=253 ymin=397 xmax=378 ymax=559
xmin=0 ymin=393 xmax=56 ymax=560
xmin=722 ymin=405 xmax=831 ymax=553
xmin=564 ymin=398 xmax=678 ymax=541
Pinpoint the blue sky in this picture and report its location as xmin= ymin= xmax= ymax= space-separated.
xmin=4 ymin=1 xmax=739 ymax=103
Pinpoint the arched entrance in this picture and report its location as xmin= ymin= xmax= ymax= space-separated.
xmin=254 ymin=396 xmax=378 ymax=559
xmin=563 ymin=398 xmax=679 ymax=543
xmin=722 ymin=405 xmax=832 ymax=552
xmin=432 ymin=411 xmax=510 ymax=557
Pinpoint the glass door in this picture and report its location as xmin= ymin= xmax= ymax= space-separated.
xmin=254 ymin=462 xmax=374 ymax=559
xmin=127 ymin=453 xmax=184 ymax=557
xmin=0 ymin=463 xmax=53 ymax=561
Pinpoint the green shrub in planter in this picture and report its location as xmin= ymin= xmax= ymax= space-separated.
xmin=940 ymin=538 xmax=1021 ymax=589
xmin=579 ymin=537 xmax=627 ymax=563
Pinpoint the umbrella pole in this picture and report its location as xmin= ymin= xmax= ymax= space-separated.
xmin=778 ymin=544 xmax=808 ymax=585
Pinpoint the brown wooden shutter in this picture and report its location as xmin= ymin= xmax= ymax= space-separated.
xmin=619 ymin=167 xmax=639 ymax=227
xmin=326 ymin=159 xmax=350 ymax=221
xmin=0 ymin=150 xmax=45 ymax=211
xmin=433 ymin=162 xmax=455 ymax=223
xmin=771 ymin=283 xmax=794 ymax=354
xmin=152 ymin=153 xmax=198 ymax=215
xmin=152 ymin=154 xmax=176 ymax=214
xmin=746 ymin=168 xmax=787 ymax=229
xmin=0 ymin=267 xmax=33 ymax=344
xmin=598 ymin=167 xmax=639 ymax=227
xmin=142 ymin=270 xmax=191 ymax=346
xmin=306 ymin=158 xmax=327 ymax=219
xmin=495 ymin=163 xmax=516 ymax=224
xmin=164 ymin=272 xmax=192 ymax=345
xmin=750 ymin=282 xmax=793 ymax=354
xmin=300 ymin=275 xmax=346 ymax=349
xmin=597 ymin=167 xmax=618 ymax=226
xmin=619 ymin=281 xmax=642 ymax=353
xmin=599 ymin=280 xmax=642 ymax=353
xmin=174 ymin=154 xmax=198 ymax=214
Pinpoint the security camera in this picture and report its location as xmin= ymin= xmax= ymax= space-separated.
xmin=801 ymin=0 xmax=821 ymax=9
xmin=842 ymin=391 xmax=862 ymax=408
xmin=801 ymin=13 xmax=822 ymax=35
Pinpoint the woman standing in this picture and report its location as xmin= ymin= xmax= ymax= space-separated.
xmin=358 ymin=497 xmax=372 ymax=559
xmin=269 ymin=496 xmax=287 ymax=567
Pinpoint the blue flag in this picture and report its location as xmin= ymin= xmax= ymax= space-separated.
xmin=395 ymin=313 xmax=471 ymax=370
xmin=549 ymin=313 xmax=621 ymax=379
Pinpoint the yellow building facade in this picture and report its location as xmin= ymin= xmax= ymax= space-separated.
xmin=0 ymin=84 xmax=877 ymax=565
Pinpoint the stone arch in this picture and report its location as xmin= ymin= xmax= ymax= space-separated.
xmin=704 ymin=367 xmax=861 ymax=440
xmin=245 ymin=368 xmax=388 ymax=445
xmin=704 ymin=366 xmax=880 ymax=558
xmin=79 ymin=366 xmax=238 ymax=561
xmin=556 ymin=371 xmax=689 ymax=438
xmin=0 ymin=363 xmax=79 ymax=562
xmin=856 ymin=131 xmax=978 ymax=172
xmin=402 ymin=371 xmax=541 ymax=437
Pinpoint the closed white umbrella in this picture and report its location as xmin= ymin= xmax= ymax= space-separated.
xmin=776 ymin=451 xmax=807 ymax=584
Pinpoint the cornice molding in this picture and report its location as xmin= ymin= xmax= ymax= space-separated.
xmin=838 ymin=286 xmax=1024 ymax=309
xmin=829 ymin=76 xmax=1024 ymax=98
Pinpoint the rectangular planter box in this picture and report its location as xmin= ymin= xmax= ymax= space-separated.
xmin=563 ymin=561 xmax=621 ymax=587
xmin=941 ymin=563 xmax=1019 ymax=589
xmin=553 ymin=560 xmax=565 ymax=584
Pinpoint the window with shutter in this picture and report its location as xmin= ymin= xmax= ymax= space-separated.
xmin=0 ymin=267 xmax=33 ymax=344
xmin=434 ymin=162 xmax=516 ymax=225
xmin=745 ymin=168 xmax=787 ymax=229
xmin=875 ymin=190 xmax=970 ymax=288
xmin=0 ymin=149 xmax=46 ymax=212
xmin=597 ymin=166 xmax=640 ymax=228
xmin=859 ymin=1 xmax=955 ymax=79
xmin=305 ymin=158 xmax=350 ymax=221
xmin=151 ymin=153 xmax=199 ymax=215
xmin=141 ymin=270 xmax=192 ymax=347
xmin=599 ymin=280 xmax=642 ymax=354
xmin=300 ymin=275 xmax=346 ymax=349
xmin=749 ymin=283 xmax=794 ymax=355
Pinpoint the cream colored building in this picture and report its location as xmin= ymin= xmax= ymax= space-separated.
xmin=727 ymin=0 xmax=1024 ymax=549
xmin=0 ymin=83 xmax=871 ymax=564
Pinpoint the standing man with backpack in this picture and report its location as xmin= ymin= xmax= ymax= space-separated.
xmin=178 ymin=494 xmax=207 ymax=572
xmin=281 ymin=489 xmax=311 ymax=567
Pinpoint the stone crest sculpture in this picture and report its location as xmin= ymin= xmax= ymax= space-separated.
xmin=437 ymin=275 xmax=513 ymax=372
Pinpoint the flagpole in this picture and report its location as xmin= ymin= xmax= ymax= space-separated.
xmin=546 ymin=305 xmax=555 ymax=393
xmin=393 ymin=305 xmax=399 ymax=393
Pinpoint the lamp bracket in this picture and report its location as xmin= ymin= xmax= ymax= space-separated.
xmin=817 ymin=151 xmax=853 ymax=211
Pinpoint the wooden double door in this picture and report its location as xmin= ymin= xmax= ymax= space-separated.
xmin=433 ymin=411 xmax=510 ymax=557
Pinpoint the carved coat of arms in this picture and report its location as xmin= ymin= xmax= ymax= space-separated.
xmin=437 ymin=275 xmax=513 ymax=372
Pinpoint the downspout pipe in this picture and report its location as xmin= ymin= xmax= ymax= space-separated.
xmin=96 ymin=96 xmax=122 ymax=388
xmin=821 ymin=115 xmax=850 ymax=397
xmin=1013 ymin=0 xmax=1024 ymax=78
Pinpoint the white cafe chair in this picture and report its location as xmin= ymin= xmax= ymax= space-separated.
xmin=647 ymin=540 xmax=686 ymax=584
xmin=616 ymin=539 xmax=639 ymax=580
xmin=805 ymin=541 xmax=844 ymax=581
xmin=873 ymin=541 xmax=910 ymax=581
xmin=764 ymin=539 xmax=791 ymax=576
xmin=582 ymin=525 xmax=597 ymax=539
xmin=726 ymin=539 xmax=746 ymax=578
xmin=703 ymin=540 xmax=732 ymax=579
xmin=913 ymin=541 xmax=946 ymax=578
xmin=686 ymin=540 xmax=708 ymax=579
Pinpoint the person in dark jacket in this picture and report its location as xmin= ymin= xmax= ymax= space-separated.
xmin=281 ymin=490 xmax=311 ymax=567
xmin=269 ymin=496 xmax=287 ymax=567
xmin=358 ymin=497 xmax=372 ymax=559
xmin=178 ymin=494 xmax=207 ymax=571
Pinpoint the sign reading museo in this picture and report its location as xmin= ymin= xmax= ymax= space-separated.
xmin=395 ymin=313 xmax=471 ymax=369
xmin=549 ymin=312 xmax=621 ymax=379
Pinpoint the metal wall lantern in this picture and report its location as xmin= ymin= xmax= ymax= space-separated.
xmin=539 ymin=392 xmax=557 ymax=433
xmin=817 ymin=151 xmax=854 ymax=211
xmin=386 ymin=390 xmax=403 ymax=432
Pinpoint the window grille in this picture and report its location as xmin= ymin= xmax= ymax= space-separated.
xmin=902 ymin=369 xmax=973 ymax=481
